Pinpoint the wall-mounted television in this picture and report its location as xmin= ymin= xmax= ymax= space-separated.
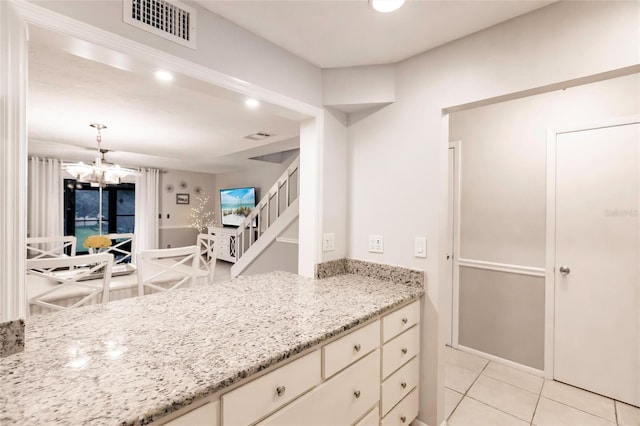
xmin=220 ymin=187 xmax=256 ymax=227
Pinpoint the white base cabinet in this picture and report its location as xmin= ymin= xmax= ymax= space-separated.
xmin=208 ymin=227 xmax=237 ymax=263
xmin=160 ymin=300 xmax=421 ymax=426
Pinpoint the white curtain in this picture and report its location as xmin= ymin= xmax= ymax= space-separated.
xmin=135 ymin=168 xmax=160 ymax=251
xmin=28 ymin=156 xmax=63 ymax=238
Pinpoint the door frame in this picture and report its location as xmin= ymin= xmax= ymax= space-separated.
xmin=544 ymin=114 xmax=640 ymax=380
xmin=447 ymin=140 xmax=461 ymax=347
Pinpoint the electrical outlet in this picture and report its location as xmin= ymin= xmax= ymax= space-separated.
xmin=368 ymin=235 xmax=384 ymax=253
xmin=322 ymin=233 xmax=335 ymax=252
xmin=414 ymin=237 xmax=427 ymax=258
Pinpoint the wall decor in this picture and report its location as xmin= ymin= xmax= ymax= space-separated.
xmin=176 ymin=193 xmax=190 ymax=205
xmin=166 ymin=184 xmax=174 ymax=193
xmin=179 ymin=181 xmax=188 ymax=189
xmin=194 ymin=186 xmax=202 ymax=194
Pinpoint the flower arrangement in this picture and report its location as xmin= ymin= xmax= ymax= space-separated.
xmin=190 ymin=191 xmax=216 ymax=232
xmin=83 ymin=235 xmax=112 ymax=249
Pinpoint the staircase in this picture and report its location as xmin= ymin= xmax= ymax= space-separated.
xmin=230 ymin=157 xmax=300 ymax=278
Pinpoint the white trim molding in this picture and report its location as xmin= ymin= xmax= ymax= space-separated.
xmin=458 ymin=258 xmax=545 ymax=277
xmin=457 ymin=345 xmax=544 ymax=377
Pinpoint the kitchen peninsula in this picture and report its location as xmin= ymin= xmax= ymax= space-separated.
xmin=1 ymin=267 xmax=423 ymax=425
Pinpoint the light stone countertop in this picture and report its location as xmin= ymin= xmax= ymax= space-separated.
xmin=0 ymin=271 xmax=423 ymax=426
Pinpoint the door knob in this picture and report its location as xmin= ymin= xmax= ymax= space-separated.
xmin=559 ymin=266 xmax=571 ymax=276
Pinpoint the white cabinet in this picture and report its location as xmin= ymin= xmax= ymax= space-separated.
xmin=380 ymin=300 xmax=421 ymax=426
xmin=208 ymin=227 xmax=236 ymax=263
xmin=160 ymin=299 xmax=421 ymax=426
xmin=222 ymin=351 xmax=321 ymax=426
xmin=322 ymin=320 xmax=380 ymax=379
xmin=258 ymin=350 xmax=380 ymax=426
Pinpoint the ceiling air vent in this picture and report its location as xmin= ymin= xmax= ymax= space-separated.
xmin=123 ymin=0 xmax=196 ymax=49
xmin=243 ymin=132 xmax=275 ymax=141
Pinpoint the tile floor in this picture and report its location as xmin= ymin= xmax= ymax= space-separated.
xmin=445 ymin=346 xmax=640 ymax=426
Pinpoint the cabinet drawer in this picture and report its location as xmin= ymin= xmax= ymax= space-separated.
xmin=382 ymin=301 xmax=420 ymax=343
xmin=221 ymin=350 xmax=321 ymax=426
xmin=381 ymin=388 xmax=419 ymax=426
xmin=382 ymin=325 xmax=419 ymax=379
xmin=164 ymin=401 xmax=219 ymax=426
xmin=258 ymin=350 xmax=380 ymax=426
xmin=381 ymin=356 xmax=419 ymax=416
xmin=323 ymin=320 xmax=380 ymax=379
xmin=354 ymin=405 xmax=379 ymax=426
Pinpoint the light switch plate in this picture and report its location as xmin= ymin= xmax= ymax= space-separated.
xmin=368 ymin=235 xmax=384 ymax=253
xmin=322 ymin=233 xmax=335 ymax=252
xmin=414 ymin=237 xmax=427 ymax=258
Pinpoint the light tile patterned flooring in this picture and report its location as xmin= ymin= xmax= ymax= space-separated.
xmin=445 ymin=346 xmax=640 ymax=426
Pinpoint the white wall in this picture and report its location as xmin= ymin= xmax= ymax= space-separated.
xmin=29 ymin=0 xmax=322 ymax=107
xmin=321 ymin=108 xmax=348 ymax=262
xmin=346 ymin=2 xmax=640 ymax=424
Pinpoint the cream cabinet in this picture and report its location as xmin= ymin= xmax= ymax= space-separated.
xmin=159 ymin=299 xmax=421 ymax=426
xmin=208 ymin=226 xmax=236 ymax=263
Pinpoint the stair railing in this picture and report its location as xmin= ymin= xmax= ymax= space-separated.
xmin=235 ymin=157 xmax=300 ymax=262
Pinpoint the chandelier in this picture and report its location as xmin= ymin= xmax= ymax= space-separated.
xmin=62 ymin=123 xmax=137 ymax=187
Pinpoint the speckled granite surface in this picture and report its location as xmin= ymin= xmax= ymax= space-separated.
xmin=0 ymin=271 xmax=423 ymax=426
xmin=316 ymin=258 xmax=424 ymax=288
xmin=315 ymin=258 xmax=347 ymax=278
xmin=0 ymin=319 xmax=25 ymax=358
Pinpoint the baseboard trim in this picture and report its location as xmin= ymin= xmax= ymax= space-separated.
xmin=458 ymin=258 xmax=545 ymax=277
xmin=411 ymin=419 xmax=429 ymax=426
xmin=456 ymin=344 xmax=544 ymax=377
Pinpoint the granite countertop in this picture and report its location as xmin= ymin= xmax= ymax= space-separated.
xmin=0 ymin=271 xmax=423 ymax=426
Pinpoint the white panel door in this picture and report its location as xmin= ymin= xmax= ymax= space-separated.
xmin=554 ymin=122 xmax=639 ymax=406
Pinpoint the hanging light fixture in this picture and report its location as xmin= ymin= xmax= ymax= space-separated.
xmin=62 ymin=123 xmax=137 ymax=188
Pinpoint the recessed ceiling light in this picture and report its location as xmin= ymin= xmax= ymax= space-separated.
xmin=370 ymin=0 xmax=405 ymax=13
xmin=154 ymin=70 xmax=174 ymax=82
xmin=245 ymin=98 xmax=260 ymax=109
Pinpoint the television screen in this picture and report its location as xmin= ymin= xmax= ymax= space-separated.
xmin=220 ymin=187 xmax=256 ymax=227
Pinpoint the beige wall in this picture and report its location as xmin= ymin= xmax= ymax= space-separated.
xmin=459 ymin=267 xmax=545 ymax=369
xmin=449 ymin=73 xmax=639 ymax=368
xmin=452 ymin=74 xmax=640 ymax=268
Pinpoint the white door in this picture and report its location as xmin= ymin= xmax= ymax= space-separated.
xmin=554 ymin=121 xmax=639 ymax=406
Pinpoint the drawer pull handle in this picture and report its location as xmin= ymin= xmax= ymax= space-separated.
xmin=400 ymin=415 xmax=407 ymax=423
xmin=276 ymin=386 xmax=286 ymax=397
xmin=401 ymin=381 xmax=407 ymax=389
xmin=354 ymin=344 xmax=362 ymax=352
xmin=401 ymin=347 xmax=408 ymax=355
xmin=353 ymin=390 xmax=361 ymax=399
xmin=402 ymin=317 xmax=408 ymax=324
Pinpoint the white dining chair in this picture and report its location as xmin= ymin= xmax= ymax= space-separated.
xmin=26 ymin=235 xmax=77 ymax=259
xmin=196 ymin=233 xmax=217 ymax=284
xmin=137 ymin=245 xmax=200 ymax=296
xmin=26 ymin=252 xmax=114 ymax=313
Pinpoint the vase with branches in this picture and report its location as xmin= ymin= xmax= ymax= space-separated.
xmin=189 ymin=191 xmax=216 ymax=233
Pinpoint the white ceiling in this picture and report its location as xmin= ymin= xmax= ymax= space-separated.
xmin=195 ymin=0 xmax=556 ymax=69
xmin=28 ymin=1 xmax=555 ymax=174
xmin=28 ymin=27 xmax=303 ymax=174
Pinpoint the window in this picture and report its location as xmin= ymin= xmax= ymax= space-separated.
xmin=64 ymin=180 xmax=135 ymax=254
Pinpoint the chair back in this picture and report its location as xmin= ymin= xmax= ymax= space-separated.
xmin=137 ymin=245 xmax=200 ymax=296
xmin=196 ymin=233 xmax=216 ymax=284
xmin=26 ymin=252 xmax=114 ymax=312
xmin=90 ymin=233 xmax=136 ymax=266
xmin=27 ymin=236 xmax=77 ymax=259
